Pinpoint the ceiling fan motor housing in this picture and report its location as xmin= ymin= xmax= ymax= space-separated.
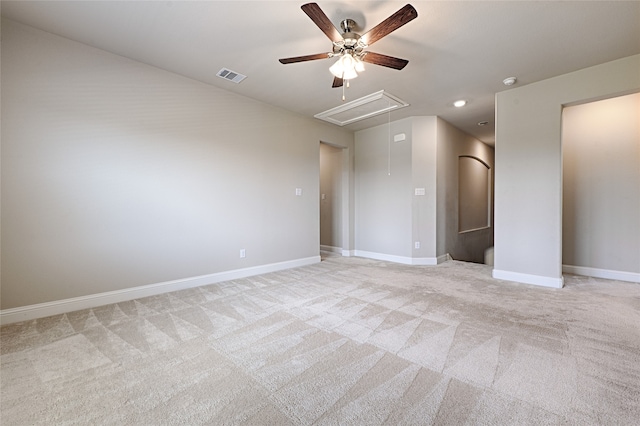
xmin=334 ymin=19 xmax=367 ymax=57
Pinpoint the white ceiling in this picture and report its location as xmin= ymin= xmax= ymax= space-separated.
xmin=2 ymin=1 xmax=639 ymax=145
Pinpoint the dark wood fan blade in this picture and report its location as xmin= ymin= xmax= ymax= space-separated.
xmin=361 ymin=4 xmax=417 ymax=46
xmin=301 ymin=3 xmax=342 ymax=43
xmin=362 ymin=51 xmax=409 ymax=70
xmin=332 ymin=76 xmax=344 ymax=88
xmin=279 ymin=53 xmax=331 ymax=64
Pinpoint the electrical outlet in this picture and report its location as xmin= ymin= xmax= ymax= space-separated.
xmin=240 ymin=249 xmax=246 ymax=258
xmin=414 ymin=242 xmax=420 ymax=249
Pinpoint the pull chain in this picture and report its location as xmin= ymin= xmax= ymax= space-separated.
xmin=387 ymin=100 xmax=391 ymax=176
xmin=342 ymin=77 xmax=350 ymax=102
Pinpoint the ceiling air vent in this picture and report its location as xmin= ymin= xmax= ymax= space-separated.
xmin=216 ymin=68 xmax=247 ymax=84
xmin=314 ymin=90 xmax=409 ymax=126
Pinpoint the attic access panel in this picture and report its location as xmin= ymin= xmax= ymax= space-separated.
xmin=314 ymin=90 xmax=409 ymax=126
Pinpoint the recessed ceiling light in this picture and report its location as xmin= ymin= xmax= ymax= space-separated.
xmin=453 ymin=100 xmax=467 ymax=108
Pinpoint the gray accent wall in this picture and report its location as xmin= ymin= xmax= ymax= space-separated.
xmin=1 ymin=19 xmax=354 ymax=309
xmin=436 ymin=118 xmax=495 ymax=264
xmin=494 ymin=54 xmax=640 ymax=287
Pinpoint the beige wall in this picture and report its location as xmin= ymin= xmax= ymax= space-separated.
xmin=1 ymin=19 xmax=354 ymax=311
xmin=355 ymin=118 xmax=414 ymax=259
xmin=494 ymin=54 xmax=640 ymax=287
xmin=562 ymin=93 xmax=640 ymax=277
xmin=411 ymin=117 xmax=439 ymax=261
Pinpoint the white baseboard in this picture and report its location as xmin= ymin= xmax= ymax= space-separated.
xmin=341 ymin=249 xmax=355 ymax=257
xmin=563 ymin=264 xmax=640 ymax=283
xmin=0 ymin=256 xmax=321 ymax=325
xmin=353 ymin=250 xmax=447 ymax=266
xmin=492 ymin=269 xmax=564 ymax=288
xmin=320 ymin=245 xmax=343 ymax=254
xmin=411 ymin=254 xmax=451 ymax=265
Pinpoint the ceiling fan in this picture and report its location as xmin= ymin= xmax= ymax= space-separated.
xmin=279 ymin=3 xmax=418 ymax=89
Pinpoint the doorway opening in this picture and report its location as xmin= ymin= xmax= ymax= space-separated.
xmin=561 ymin=92 xmax=640 ymax=283
xmin=319 ymin=142 xmax=346 ymax=258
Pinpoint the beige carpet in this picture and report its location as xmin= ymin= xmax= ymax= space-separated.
xmin=2 ymin=254 xmax=639 ymax=425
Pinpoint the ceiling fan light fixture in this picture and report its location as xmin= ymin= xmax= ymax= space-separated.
xmin=329 ymin=53 xmax=362 ymax=79
xmin=343 ymin=67 xmax=359 ymax=80
xmin=329 ymin=56 xmax=346 ymax=78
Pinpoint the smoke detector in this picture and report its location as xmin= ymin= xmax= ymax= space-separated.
xmin=503 ymin=77 xmax=517 ymax=86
